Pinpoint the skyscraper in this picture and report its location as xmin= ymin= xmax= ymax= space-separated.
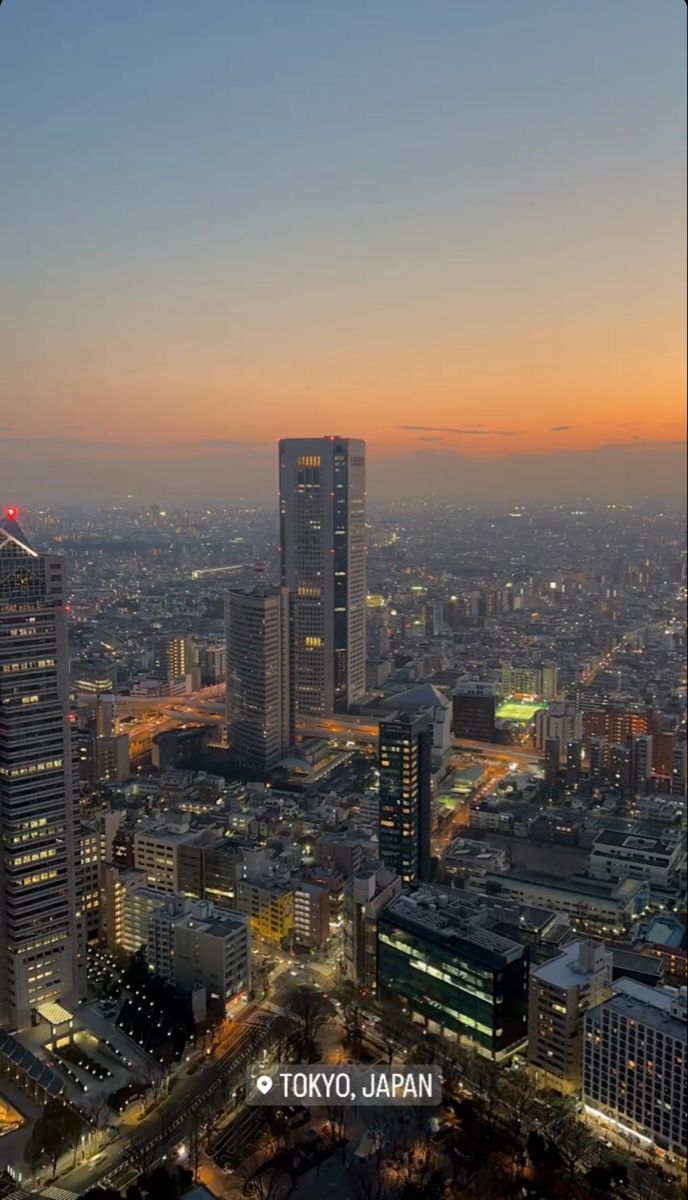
xmin=378 ymin=710 xmax=432 ymax=885
xmin=153 ymin=635 xmax=195 ymax=683
xmin=225 ymin=585 xmax=292 ymax=772
xmin=279 ymin=437 xmax=366 ymax=715
xmin=0 ymin=507 xmax=82 ymax=1028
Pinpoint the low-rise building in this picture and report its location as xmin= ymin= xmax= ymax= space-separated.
xmin=589 ymin=829 xmax=682 ymax=888
xmin=440 ymin=838 xmax=509 ymax=886
xmin=478 ymin=870 xmax=649 ymax=936
xmin=235 ymin=877 xmax=294 ymax=947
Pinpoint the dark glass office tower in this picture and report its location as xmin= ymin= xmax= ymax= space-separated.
xmin=225 ymin=585 xmax=292 ymax=772
xmin=378 ymin=710 xmax=432 ymax=885
xmin=279 ymin=437 xmax=366 ymax=715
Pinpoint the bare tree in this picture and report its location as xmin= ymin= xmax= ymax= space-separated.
xmin=285 ymin=985 xmax=328 ymax=1061
xmin=350 ymin=1162 xmax=396 ymax=1200
xmin=238 ymin=1158 xmax=291 ymax=1200
xmin=555 ymin=1114 xmax=596 ymax=1180
xmin=498 ymin=1067 xmax=541 ymax=1151
xmin=322 ymin=1103 xmax=348 ymax=1155
xmin=84 ymin=1094 xmax=110 ymax=1149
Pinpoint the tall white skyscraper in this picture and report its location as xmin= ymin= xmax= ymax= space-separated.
xmin=225 ymin=585 xmax=292 ymax=771
xmin=279 ymin=437 xmax=366 ymax=715
xmin=0 ymin=507 xmax=83 ymax=1028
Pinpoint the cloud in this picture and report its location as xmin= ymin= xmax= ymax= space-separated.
xmin=399 ymin=424 xmax=521 ymax=436
xmin=550 ymin=425 xmax=574 ymax=432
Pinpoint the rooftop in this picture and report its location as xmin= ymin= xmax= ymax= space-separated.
xmin=587 ymin=978 xmax=688 ymax=1042
xmin=488 ymin=870 xmax=645 ymax=902
xmin=532 ymin=940 xmax=610 ymax=990
xmin=612 ymin=948 xmax=664 ymax=979
xmin=645 ymin=914 xmax=686 ymax=949
xmin=381 ymin=888 xmax=525 ymax=968
xmin=592 ymin=829 xmax=679 ymax=856
xmin=379 ymin=683 xmax=449 ymax=711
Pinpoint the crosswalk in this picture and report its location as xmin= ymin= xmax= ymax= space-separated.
xmin=41 ymin=1188 xmax=80 ymax=1200
xmin=236 ymin=1008 xmax=278 ymax=1029
xmin=0 ymin=1188 xmax=34 ymax=1200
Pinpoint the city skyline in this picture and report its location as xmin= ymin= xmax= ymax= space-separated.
xmin=0 ymin=3 xmax=685 ymax=1191
xmin=1 ymin=1 xmax=685 ymax=503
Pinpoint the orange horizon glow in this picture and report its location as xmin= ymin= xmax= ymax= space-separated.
xmin=1 ymin=2 xmax=685 ymax=499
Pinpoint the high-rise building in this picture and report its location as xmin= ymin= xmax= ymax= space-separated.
xmin=609 ymin=741 xmax=632 ymax=794
xmin=378 ymin=711 xmax=432 ymax=885
xmin=630 ymin=734 xmax=653 ymax=797
xmin=0 ymin=508 xmax=83 ymax=1028
xmin=452 ymin=680 xmax=497 ymax=742
xmin=293 ymin=880 xmax=330 ymax=949
xmin=566 ymin=739 xmax=583 ymax=787
xmin=538 ymin=662 xmax=559 ymax=702
xmin=583 ymin=979 xmax=687 ymax=1155
xmin=671 ymin=737 xmax=687 ymax=797
xmin=528 ymin=940 xmax=613 ymax=1094
xmin=279 ymin=437 xmax=366 ymax=714
xmin=153 ymin=635 xmax=195 ymax=683
xmin=535 ymin=704 xmax=583 ymax=760
xmin=225 ymin=585 xmax=292 ymax=772
xmin=134 ymin=814 xmax=202 ymax=893
xmin=544 ymin=736 xmax=560 ymax=788
xmin=588 ymin=736 xmax=606 ymax=784
xmin=148 ymin=898 xmax=250 ymax=1017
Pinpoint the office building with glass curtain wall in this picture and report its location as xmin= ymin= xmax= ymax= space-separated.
xmin=279 ymin=437 xmax=366 ymax=715
xmin=225 ymin=585 xmax=292 ymax=772
xmin=0 ymin=507 xmax=83 ymax=1029
xmin=378 ymin=889 xmax=529 ymax=1060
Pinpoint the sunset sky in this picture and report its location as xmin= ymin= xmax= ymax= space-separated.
xmin=1 ymin=1 xmax=685 ymax=503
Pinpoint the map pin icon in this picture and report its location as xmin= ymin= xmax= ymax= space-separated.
xmin=256 ymin=1075 xmax=273 ymax=1095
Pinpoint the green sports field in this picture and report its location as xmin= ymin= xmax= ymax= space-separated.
xmin=496 ymin=699 xmax=546 ymax=723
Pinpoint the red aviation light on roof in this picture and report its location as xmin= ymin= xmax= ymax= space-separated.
xmin=4 ymin=505 xmax=20 ymax=521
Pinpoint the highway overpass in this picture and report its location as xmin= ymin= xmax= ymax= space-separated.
xmin=95 ymin=693 xmax=540 ymax=765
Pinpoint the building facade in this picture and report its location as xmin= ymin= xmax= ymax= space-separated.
xmin=343 ymin=861 xmax=401 ymax=992
xmin=0 ymin=509 xmax=83 ymax=1028
xmin=378 ymin=711 xmax=432 ymax=885
xmin=583 ymin=979 xmax=687 ymax=1155
xmin=452 ymin=681 xmax=497 ymax=743
xmin=528 ymin=939 xmax=613 ymax=1093
xmin=589 ymin=830 xmax=682 ymax=888
xmin=225 ymin=586 xmax=292 ymax=772
xmin=378 ymin=890 xmax=529 ymax=1060
xmin=149 ymin=898 xmax=250 ymax=1016
xmin=279 ymin=437 xmax=366 ymax=714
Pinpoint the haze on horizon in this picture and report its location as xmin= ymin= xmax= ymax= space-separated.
xmin=1 ymin=0 xmax=685 ymax=506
